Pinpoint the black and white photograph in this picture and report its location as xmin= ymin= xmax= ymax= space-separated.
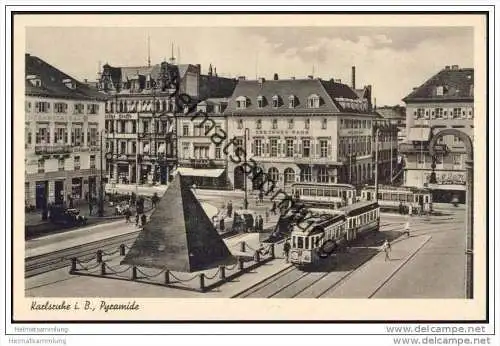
xmin=6 ymin=10 xmax=493 ymax=331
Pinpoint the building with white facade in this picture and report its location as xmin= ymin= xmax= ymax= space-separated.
xmin=399 ymin=65 xmax=474 ymax=203
xmin=25 ymin=54 xmax=107 ymax=209
xmin=224 ymin=72 xmax=381 ymax=193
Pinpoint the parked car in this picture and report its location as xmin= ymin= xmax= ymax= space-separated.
xmin=49 ymin=206 xmax=87 ymax=227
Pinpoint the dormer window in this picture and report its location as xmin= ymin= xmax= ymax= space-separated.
xmin=62 ymin=78 xmax=76 ymax=90
xmin=257 ymin=95 xmax=265 ymax=108
xmin=288 ymin=95 xmax=296 ymax=108
xmin=436 ymin=86 xmax=444 ymax=96
xmin=272 ymin=95 xmax=280 ymax=108
xmin=308 ymin=94 xmax=320 ymax=108
xmin=236 ymin=96 xmax=247 ymax=109
xmin=26 ymin=75 xmax=42 ymax=87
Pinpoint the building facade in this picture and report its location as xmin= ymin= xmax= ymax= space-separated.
xmin=98 ymin=61 xmax=236 ymax=186
xmin=176 ymin=98 xmax=230 ymax=188
xmin=224 ymin=74 xmax=381 ymax=193
xmin=399 ymin=65 xmax=474 ymax=202
xmin=25 ymin=54 xmax=106 ymax=209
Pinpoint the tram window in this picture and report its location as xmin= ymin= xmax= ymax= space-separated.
xmin=381 ymin=193 xmax=386 ymax=200
xmin=302 ymin=189 xmax=308 ymax=196
xmin=292 ymin=236 xmax=296 ymax=248
xmin=390 ymin=193 xmax=397 ymax=201
xmin=305 ymin=237 xmax=309 ymax=250
xmin=315 ymin=236 xmax=319 ymax=247
xmin=310 ymin=189 xmax=317 ymax=196
xmin=408 ymin=194 xmax=414 ymax=202
xmin=297 ymin=237 xmax=303 ymax=249
xmin=324 ymin=189 xmax=331 ymax=197
xmin=424 ymin=196 xmax=429 ymax=203
xmin=332 ymin=189 xmax=338 ymax=197
xmin=399 ymin=194 xmax=407 ymax=201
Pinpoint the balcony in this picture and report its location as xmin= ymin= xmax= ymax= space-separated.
xmin=34 ymin=144 xmax=72 ymax=155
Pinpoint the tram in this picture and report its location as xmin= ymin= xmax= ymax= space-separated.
xmin=290 ymin=183 xmax=357 ymax=209
xmin=359 ymin=185 xmax=432 ymax=213
xmin=289 ymin=201 xmax=380 ymax=267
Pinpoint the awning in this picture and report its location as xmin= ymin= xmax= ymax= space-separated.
xmin=177 ymin=167 xmax=225 ymax=178
xmin=407 ymin=127 xmax=431 ymax=142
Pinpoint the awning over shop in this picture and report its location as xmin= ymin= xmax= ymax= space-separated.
xmin=407 ymin=127 xmax=431 ymax=142
xmin=177 ymin=167 xmax=225 ymax=178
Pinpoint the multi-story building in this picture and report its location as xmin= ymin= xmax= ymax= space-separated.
xmin=177 ymin=98 xmax=230 ymax=188
xmin=376 ymin=105 xmax=407 ymax=144
xmin=399 ymin=65 xmax=474 ymax=203
xmin=98 ymin=61 xmax=236 ymax=185
xmin=224 ymin=71 xmax=381 ymax=193
xmin=25 ymin=53 xmax=107 ymax=209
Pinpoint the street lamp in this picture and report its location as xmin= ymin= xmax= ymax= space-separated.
xmin=98 ymin=130 xmax=105 ymax=217
xmin=374 ymin=127 xmax=380 ymax=201
xmin=429 ymin=129 xmax=473 ymax=299
xmin=243 ymin=127 xmax=250 ymax=210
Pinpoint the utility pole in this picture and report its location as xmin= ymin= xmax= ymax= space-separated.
xmin=243 ymin=127 xmax=249 ymax=210
xmin=375 ymin=127 xmax=380 ymax=202
xmin=390 ymin=127 xmax=393 ymax=184
xmin=98 ymin=130 xmax=104 ymax=217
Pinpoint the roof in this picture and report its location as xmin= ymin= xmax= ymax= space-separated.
xmin=199 ymin=74 xmax=238 ymax=100
xmin=338 ymin=200 xmax=379 ymax=215
xmin=25 ymin=54 xmax=108 ymax=101
xmin=403 ymin=66 xmax=474 ymax=102
xmin=292 ymin=182 xmax=356 ymax=189
xmin=376 ymin=106 xmax=406 ymax=120
xmin=224 ymin=78 xmax=371 ymax=115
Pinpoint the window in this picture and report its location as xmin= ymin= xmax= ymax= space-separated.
xmin=256 ymin=120 xmax=262 ymax=129
xmin=268 ymin=167 xmax=279 ymax=183
xmin=272 ymin=119 xmax=278 ymax=130
xmin=182 ymin=142 xmax=190 ymax=159
xmin=74 ymin=156 xmax=80 ymax=170
xmin=58 ymin=158 xmax=65 ymax=171
xmin=254 ymin=139 xmax=262 ymax=156
xmin=452 ymin=154 xmax=462 ymax=168
xmin=72 ymin=127 xmax=83 ymax=146
xmin=289 ymin=95 xmax=296 ymax=108
xmin=435 ymin=108 xmax=444 ymax=119
xmin=120 ymin=141 xmax=126 ymax=154
xmin=183 ymin=124 xmax=189 ymax=136
xmin=270 ymin=138 xmax=278 ymax=157
xmin=132 ymin=141 xmax=137 ymax=154
xmin=288 ymin=119 xmax=294 ymax=129
xmin=453 ymin=108 xmax=461 ymax=119
xmin=37 ymin=159 xmax=45 ymax=173
xmin=257 ymin=96 xmax=264 ymax=108
xmin=286 ymin=139 xmax=294 ymax=157
xmin=35 ymin=127 xmax=49 ymax=144
xmin=302 ymin=139 xmax=310 ymax=158
xmin=284 ymin=168 xmax=295 ymax=185
xmin=454 ymin=135 xmax=462 ymax=144
xmin=35 ymin=101 xmax=50 ymax=113
xmin=320 ymin=140 xmax=328 ymax=158
xmin=120 ymin=121 xmax=126 ymax=133
xmin=87 ymin=104 xmax=99 ymax=114
xmin=305 ymin=119 xmax=310 ymax=130
xmin=308 ymin=95 xmax=320 ymax=108
xmin=415 ymin=108 xmax=424 ymax=119
xmin=54 ymin=102 xmax=68 ymax=113
xmin=236 ymin=97 xmax=247 ymax=109
xmin=215 ymin=145 xmax=222 ymax=159
xmin=132 ymin=122 xmax=137 ymax=133
xmin=74 ymin=103 xmax=85 ymax=114
xmin=321 ymin=118 xmax=327 ymax=129
xmin=436 ymin=86 xmax=444 ymax=96
xmin=143 ymin=121 xmax=149 ymax=133
xmin=55 ymin=127 xmax=66 ymax=144
xmin=300 ymin=166 xmax=312 ymax=182
xmin=237 ymin=119 xmax=243 ymax=130
xmin=25 ymin=101 xmax=32 ymax=112
xmin=317 ymin=166 xmax=329 ymax=183
xmin=90 ymin=155 xmax=96 ymax=169
xmin=272 ymin=95 xmax=280 ymax=108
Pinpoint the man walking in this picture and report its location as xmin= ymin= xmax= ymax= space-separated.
xmin=404 ymin=220 xmax=411 ymax=237
xmin=283 ymin=239 xmax=291 ymax=263
xmin=382 ymin=239 xmax=391 ymax=261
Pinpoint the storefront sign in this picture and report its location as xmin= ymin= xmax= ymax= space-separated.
xmin=255 ymin=130 xmax=309 ymax=136
xmin=424 ymin=172 xmax=466 ymax=185
xmin=105 ymin=114 xmax=134 ymax=120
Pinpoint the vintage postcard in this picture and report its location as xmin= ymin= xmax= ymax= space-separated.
xmin=11 ymin=12 xmax=489 ymax=322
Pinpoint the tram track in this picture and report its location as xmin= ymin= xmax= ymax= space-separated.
xmin=25 ymin=231 xmax=140 ymax=278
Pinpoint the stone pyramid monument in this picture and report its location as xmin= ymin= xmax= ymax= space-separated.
xmin=121 ymin=174 xmax=235 ymax=272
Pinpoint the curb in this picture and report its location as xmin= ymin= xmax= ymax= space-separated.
xmin=230 ymin=262 xmax=294 ymax=298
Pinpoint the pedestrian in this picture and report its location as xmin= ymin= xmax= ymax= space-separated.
xmin=271 ymin=201 xmax=277 ymax=215
xmin=88 ymin=202 xmax=93 ymax=216
xmin=398 ymin=201 xmax=403 ymax=215
xmin=227 ymin=200 xmax=233 ymax=218
xmin=409 ymin=204 xmax=413 ymax=217
xmin=219 ymin=216 xmax=225 ymax=231
xmin=283 ymin=239 xmax=291 ymax=263
xmin=253 ymin=214 xmax=259 ymax=231
xmin=141 ymin=214 xmax=147 ymax=227
xmin=265 ymin=210 xmax=269 ymax=223
xmin=259 ymin=215 xmax=264 ymax=231
xmin=125 ymin=209 xmax=131 ymax=223
xmin=382 ymin=240 xmax=391 ymax=261
xmin=404 ymin=220 xmax=411 ymax=237
xmin=135 ymin=213 xmax=140 ymax=227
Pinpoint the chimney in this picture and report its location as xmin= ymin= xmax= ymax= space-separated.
xmin=238 ymin=76 xmax=246 ymax=81
xmin=84 ymin=79 xmax=88 ymax=83
xmin=335 ymin=79 xmax=342 ymax=83
xmin=307 ymin=75 xmax=314 ymax=80
xmin=351 ymin=66 xmax=356 ymax=89
xmin=196 ymin=64 xmax=201 ymax=72
xmin=273 ymin=73 xmax=279 ymax=80
xmin=451 ymin=65 xmax=459 ymax=70
xmin=445 ymin=65 xmax=450 ymax=70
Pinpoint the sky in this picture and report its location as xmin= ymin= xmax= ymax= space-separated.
xmin=26 ymin=26 xmax=474 ymax=106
